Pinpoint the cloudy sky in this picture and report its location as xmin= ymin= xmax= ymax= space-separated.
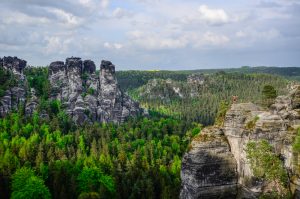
xmin=0 ymin=0 xmax=299 ymax=70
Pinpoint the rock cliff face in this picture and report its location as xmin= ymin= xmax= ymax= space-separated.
xmin=0 ymin=56 xmax=142 ymax=124
xmin=180 ymin=127 xmax=238 ymax=199
xmin=181 ymin=86 xmax=300 ymax=199
xmin=48 ymin=57 xmax=142 ymax=124
xmin=0 ymin=56 xmax=27 ymax=117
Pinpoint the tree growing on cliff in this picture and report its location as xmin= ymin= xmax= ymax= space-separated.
xmin=215 ymin=101 xmax=230 ymax=126
xmin=262 ymin=85 xmax=277 ymax=107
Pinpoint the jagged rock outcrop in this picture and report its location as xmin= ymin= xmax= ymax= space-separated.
xmin=187 ymin=74 xmax=205 ymax=97
xmin=137 ymin=74 xmax=207 ymax=100
xmin=0 ymin=56 xmax=27 ymax=117
xmin=181 ymin=86 xmax=300 ymax=199
xmin=25 ymin=88 xmax=39 ymax=116
xmin=49 ymin=57 xmax=142 ymax=125
xmin=0 ymin=56 xmax=142 ymax=124
xmin=1 ymin=56 xmax=26 ymax=79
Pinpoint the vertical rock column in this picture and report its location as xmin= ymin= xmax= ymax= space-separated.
xmin=49 ymin=61 xmax=67 ymax=101
xmin=0 ymin=57 xmax=27 ymax=117
xmin=98 ymin=60 xmax=118 ymax=122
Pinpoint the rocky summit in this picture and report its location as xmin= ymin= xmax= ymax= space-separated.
xmin=0 ymin=56 xmax=142 ymax=124
xmin=180 ymin=85 xmax=300 ymax=199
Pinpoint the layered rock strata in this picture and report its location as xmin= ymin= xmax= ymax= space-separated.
xmin=181 ymin=86 xmax=300 ymax=198
xmin=180 ymin=127 xmax=238 ymax=199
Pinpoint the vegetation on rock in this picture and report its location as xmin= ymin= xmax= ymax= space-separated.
xmin=246 ymin=140 xmax=290 ymax=198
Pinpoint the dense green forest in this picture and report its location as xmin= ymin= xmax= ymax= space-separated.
xmin=128 ymin=72 xmax=288 ymax=125
xmin=0 ymin=107 xmax=200 ymax=198
xmin=0 ymin=66 xmax=296 ymax=199
xmin=116 ymin=66 xmax=300 ymax=91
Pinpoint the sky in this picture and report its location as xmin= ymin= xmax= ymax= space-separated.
xmin=0 ymin=0 xmax=299 ymax=70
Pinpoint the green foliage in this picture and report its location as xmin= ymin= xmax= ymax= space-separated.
xmin=0 ymin=112 xmax=193 ymax=199
xmin=245 ymin=116 xmax=259 ymax=130
xmin=77 ymin=167 xmax=115 ymax=196
xmin=11 ymin=167 xmax=51 ymax=199
xmin=293 ymin=128 xmax=300 ymax=153
xmin=132 ymin=73 xmax=287 ymax=126
xmin=215 ymin=101 xmax=230 ymax=126
xmin=262 ymin=85 xmax=277 ymax=99
xmin=0 ymin=67 xmax=17 ymax=97
xmin=87 ymin=88 xmax=96 ymax=95
xmin=246 ymin=140 xmax=289 ymax=197
xmin=50 ymin=100 xmax=61 ymax=115
xmin=24 ymin=67 xmax=50 ymax=99
xmin=262 ymin=85 xmax=277 ymax=107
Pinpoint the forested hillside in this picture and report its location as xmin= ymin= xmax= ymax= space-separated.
xmin=128 ymin=72 xmax=289 ymax=125
xmin=0 ymin=110 xmax=199 ymax=199
xmin=116 ymin=66 xmax=300 ymax=91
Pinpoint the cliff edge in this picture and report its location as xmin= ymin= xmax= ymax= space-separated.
xmin=181 ymin=85 xmax=300 ymax=199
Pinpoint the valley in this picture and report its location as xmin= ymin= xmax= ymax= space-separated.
xmin=1 ymin=56 xmax=299 ymax=198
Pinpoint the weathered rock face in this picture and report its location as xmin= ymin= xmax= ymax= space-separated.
xmin=187 ymin=74 xmax=205 ymax=97
xmin=49 ymin=57 xmax=142 ymax=125
xmin=0 ymin=56 xmax=141 ymax=125
xmin=180 ymin=127 xmax=238 ymax=199
xmin=25 ymin=88 xmax=39 ymax=116
xmin=181 ymin=86 xmax=300 ymax=199
xmin=1 ymin=56 xmax=26 ymax=79
xmin=0 ymin=56 xmax=27 ymax=117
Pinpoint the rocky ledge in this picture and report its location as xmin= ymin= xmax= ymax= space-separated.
xmin=181 ymin=85 xmax=300 ymax=199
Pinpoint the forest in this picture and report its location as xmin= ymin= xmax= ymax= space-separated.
xmin=0 ymin=66 xmax=295 ymax=199
xmin=127 ymin=72 xmax=288 ymax=125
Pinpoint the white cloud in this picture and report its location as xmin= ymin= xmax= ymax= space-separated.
xmin=48 ymin=8 xmax=83 ymax=27
xmin=235 ymin=28 xmax=280 ymax=41
xmin=198 ymin=5 xmax=229 ymax=25
xmin=104 ymin=42 xmax=123 ymax=50
xmin=202 ymin=32 xmax=230 ymax=45
xmin=44 ymin=36 xmax=73 ymax=55
xmin=112 ymin=7 xmax=133 ymax=18
xmin=127 ymin=30 xmax=230 ymax=50
xmin=127 ymin=30 xmax=188 ymax=50
xmin=100 ymin=0 xmax=109 ymax=8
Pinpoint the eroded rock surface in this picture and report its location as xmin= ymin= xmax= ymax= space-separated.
xmin=181 ymin=86 xmax=300 ymax=199
xmin=0 ymin=56 xmax=27 ymax=117
xmin=1 ymin=56 xmax=142 ymax=124
xmin=49 ymin=58 xmax=142 ymax=125
xmin=180 ymin=127 xmax=238 ymax=199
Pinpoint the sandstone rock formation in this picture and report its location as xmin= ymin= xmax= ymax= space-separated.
xmin=0 ymin=56 xmax=27 ymax=117
xmin=181 ymin=86 xmax=300 ymax=199
xmin=180 ymin=127 xmax=238 ymax=199
xmin=48 ymin=57 xmax=142 ymax=125
xmin=0 ymin=56 xmax=142 ymax=125
xmin=187 ymin=74 xmax=205 ymax=98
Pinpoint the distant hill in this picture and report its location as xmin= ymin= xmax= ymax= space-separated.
xmin=126 ymin=72 xmax=289 ymax=125
xmin=116 ymin=66 xmax=300 ymax=92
